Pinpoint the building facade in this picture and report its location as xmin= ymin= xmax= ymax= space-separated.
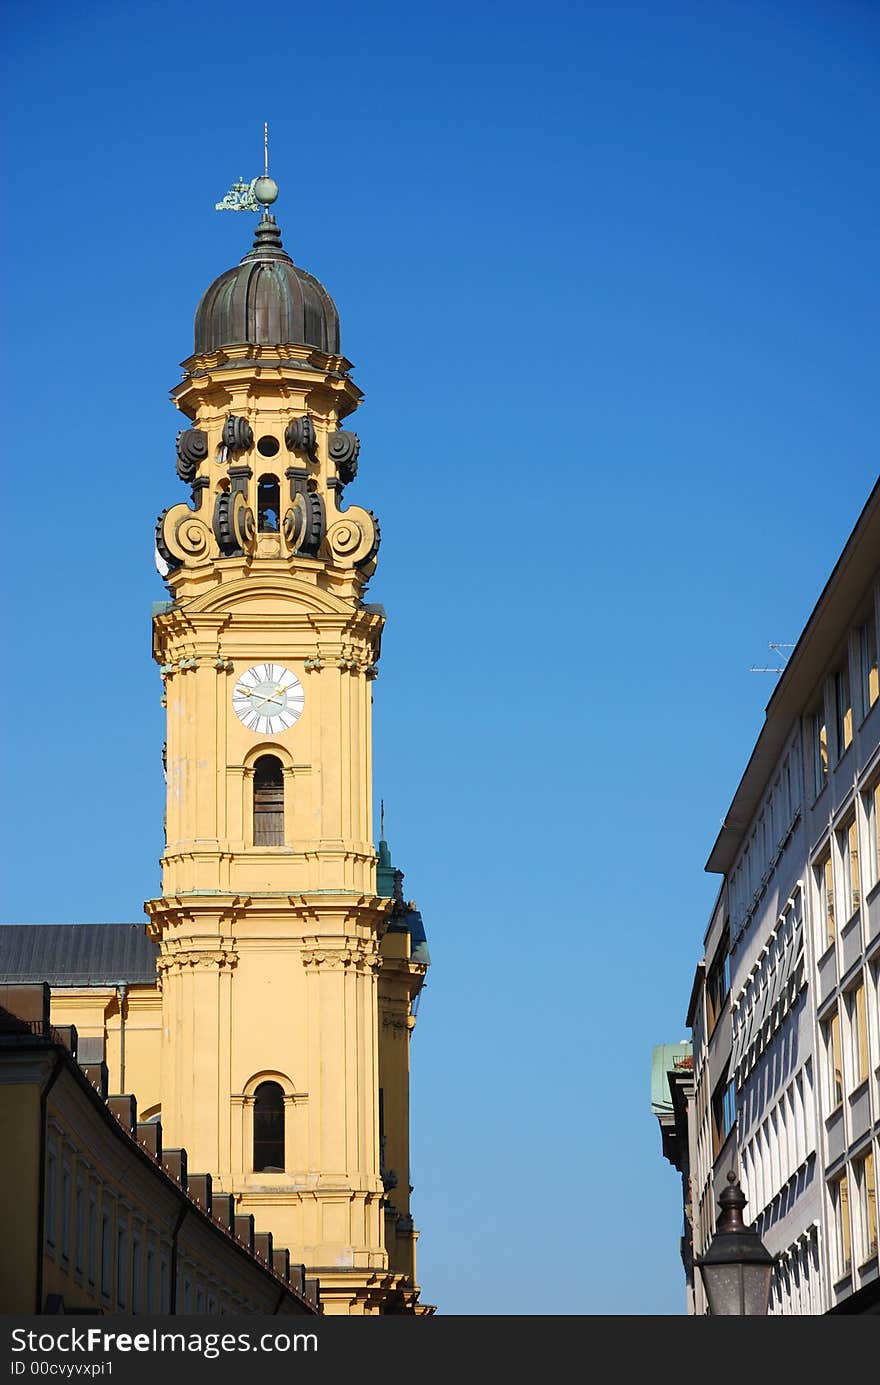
xmin=0 ymin=189 xmax=433 ymax=1316
xmin=0 ymin=984 xmax=318 ymax=1315
xmin=679 ymin=478 xmax=880 ymax=1314
xmin=651 ymin=1042 xmax=695 ymax=1312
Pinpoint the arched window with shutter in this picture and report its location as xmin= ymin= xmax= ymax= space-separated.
xmin=253 ymin=755 xmax=284 ymax=846
xmin=253 ymin=1081 xmax=285 ymax=1172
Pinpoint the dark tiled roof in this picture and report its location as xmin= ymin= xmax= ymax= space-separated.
xmin=404 ymin=909 xmax=430 ymax=967
xmin=0 ymin=924 xmax=158 ymax=986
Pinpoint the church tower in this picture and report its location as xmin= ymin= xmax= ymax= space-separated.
xmin=145 ymin=177 xmax=430 ymax=1315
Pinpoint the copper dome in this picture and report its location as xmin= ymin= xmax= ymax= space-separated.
xmin=194 ymin=214 xmax=340 ymax=355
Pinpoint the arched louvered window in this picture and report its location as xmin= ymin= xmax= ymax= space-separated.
xmin=257 ymin=475 xmax=280 ymax=532
xmin=253 ymin=1081 xmax=285 ymax=1172
xmin=253 ymin=755 xmax=284 ymax=846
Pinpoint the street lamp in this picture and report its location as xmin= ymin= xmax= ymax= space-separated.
xmin=695 ymin=1171 xmax=775 ymax=1315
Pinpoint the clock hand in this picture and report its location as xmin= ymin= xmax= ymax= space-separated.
xmin=251 ymin=692 xmax=286 ymax=713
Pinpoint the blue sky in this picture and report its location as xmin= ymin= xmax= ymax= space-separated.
xmin=1 ymin=0 xmax=878 ymax=1314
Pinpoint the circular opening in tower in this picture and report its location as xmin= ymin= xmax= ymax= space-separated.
xmin=257 ymin=435 xmax=280 ymax=458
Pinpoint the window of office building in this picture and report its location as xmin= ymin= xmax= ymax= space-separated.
xmin=838 ymin=818 xmax=861 ymax=920
xmin=835 ymin=664 xmax=853 ymax=759
xmin=816 ymin=852 xmax=835 ymax=952
xmin=866 ymin=781 xmax=880 ymax=889
xmin=823 ymin=1011 xmax=843 ymax=1110
xmin=853 ymin=1152 xmax=878 ymax=1265
xmin=831 ymin=1173 xmax=852 ymax=1279
xmin=844 ymin=981 xmax=870 ymax=1089
xmin=706 ymin=928 xmax=730 ymax=1034
xmin=810 ymin=705 xmax=828 ymax=798
xmin=711 ymin=1075 xmax=736 ymax=1158
xmin=859 ymin=616 xmax=879 ymax=718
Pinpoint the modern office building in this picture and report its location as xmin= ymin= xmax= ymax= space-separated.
xmin=675 ymin=477 xmax=880 ymax=1314
xmin=651 ymin=1042 xmax=695 ymax=1312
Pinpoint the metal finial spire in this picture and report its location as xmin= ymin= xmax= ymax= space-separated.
xmin=253 ymin=122 xmax=278 ymax=211
xmin=380 ymin=799 xmax=385 ymax=839
xmin=215 ymin=124 xmax=278 ymax=214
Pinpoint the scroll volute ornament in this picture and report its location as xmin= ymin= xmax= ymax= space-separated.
xmin=285 ymin=415 xmax=317 ymax=460
xmin=175 ymin=428 xmax=208 ymax=483
xmin=155 ymin=512 xmax=179 ymax=574
xmin=156 ymin=502 xmax=213 ymax=568
xmin=213 ymin=490 xmax=256 ymax=556
xmin=222 ymin=415 xmax=254 ymax=453
xmin=326 ymin=506 xmax=380 ymax=571
xmin=283 ymin=491 xmax=324 ymax=556
xmin=328 ymin=429 xmax=360 ymax=484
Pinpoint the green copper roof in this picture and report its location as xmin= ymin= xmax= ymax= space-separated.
xmin=375 ymin=837 xmax=430 ymax=965
xmin=376 ymin=838 xmax=397 ymax=898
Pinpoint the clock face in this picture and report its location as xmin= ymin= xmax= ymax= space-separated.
xmin=232 ymin=664 xmax=305 ymax=734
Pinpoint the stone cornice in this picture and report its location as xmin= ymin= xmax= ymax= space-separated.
xmin=378 ymin=957 xmax=428 ymax=981
xmin=144 ymin=894 xmax=251 ymax=940
xmin=155 ymin=940 xmax=238 ymax=974
xmin=172 ymin=368 xmax=362 ymax=430
xmin=145 ymin=891 xmax=392 ymax=946
xmin=286 ymin=894 xmax=394 ymax=935
xmin=300 ymin=936 xmax=382 ymax=974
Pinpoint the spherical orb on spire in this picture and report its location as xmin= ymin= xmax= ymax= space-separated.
xmin=253 ymin=175 xmax=278 ymax=206
xmin=193 ymin=213 xmax=340 ymax=356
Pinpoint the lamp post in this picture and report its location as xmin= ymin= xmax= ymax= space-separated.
xmin=695 ymin=1171 xmax=775 ymax=1315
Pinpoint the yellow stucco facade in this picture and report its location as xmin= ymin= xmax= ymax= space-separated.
xmin=47 ymin=211 xmax=432 ymax=1315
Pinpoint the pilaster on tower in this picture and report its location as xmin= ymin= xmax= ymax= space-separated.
xmin=144 ymin=182 xmax=431 ymax=1315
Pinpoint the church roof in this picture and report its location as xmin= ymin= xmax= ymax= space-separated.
xmin=375 ymin=837 xmax=431 ymax=965
xmin=194 ymin=214 xmax=340 ymax=356
xmin=403 ymin=908 xmax=430 ymax=967
xmin=0 ymin=924 xmax=158 ymax=987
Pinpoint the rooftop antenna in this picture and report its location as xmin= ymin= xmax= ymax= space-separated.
xmin=749 ymin=642 xmax=795 ymax=675
xmin=380 ymin=799 xmax=386 ymax=840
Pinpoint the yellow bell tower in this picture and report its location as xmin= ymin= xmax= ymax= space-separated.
xmin=145 ymin=179 xmax=430 ymax=1315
